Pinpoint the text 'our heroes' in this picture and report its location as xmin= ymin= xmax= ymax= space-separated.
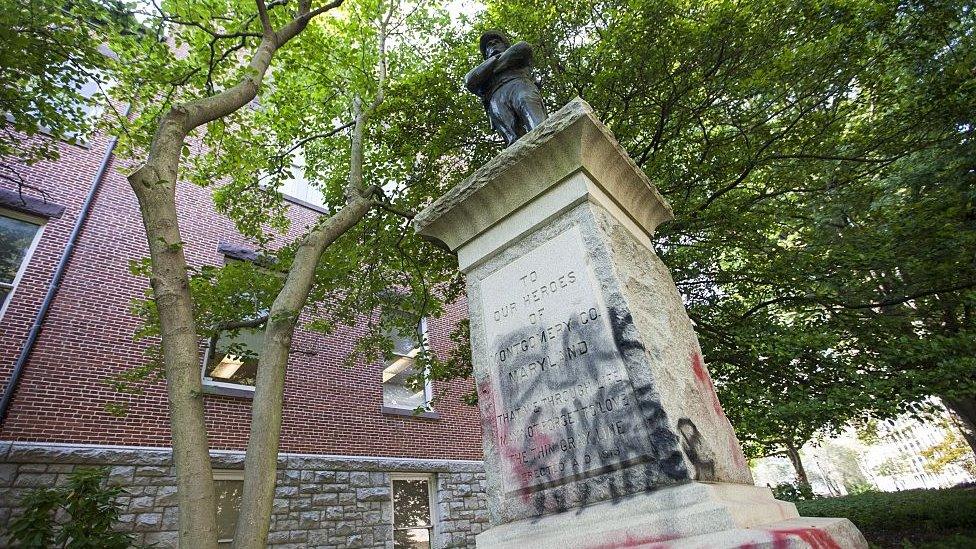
xmin=491 ymin=269 xmax=578 ymax=325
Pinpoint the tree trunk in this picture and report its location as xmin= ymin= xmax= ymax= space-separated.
xmin=784 ymin=441 xmax=810 ymax=487
xmin=944 ymin=396 xmax=976 ymax=455
xmin=122 ymin=4 xmax=341 ymax=546
xmin=233 ymin=196 xmax=375 ymax=548
xmin=129 ymin=162 xmax=218 ymax=549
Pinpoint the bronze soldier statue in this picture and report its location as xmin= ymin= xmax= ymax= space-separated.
xmin=465 ymin=31 xmax=548 ymax=146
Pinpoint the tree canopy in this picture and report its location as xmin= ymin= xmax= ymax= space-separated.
xmin=384 ymin=0 xmax=976 ymax=465
xmin=110 ymin=0 xmax=976 ymax=472
xmin=0 ymin=0 xmax=129 ymax=190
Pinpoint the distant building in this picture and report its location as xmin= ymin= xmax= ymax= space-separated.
xmin=751 ymin=405 xmax=976 ymax=496
xmin=864 ymin=411 xmax=974 ymax=491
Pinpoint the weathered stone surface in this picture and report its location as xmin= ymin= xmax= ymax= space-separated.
xmin=356 ymin=487 xmax=391 ymax=501
xmin=108 ymin=465 xmax=135 ymax=484
xmin=290 ymin=497 xmax=313 ymax=511
xmin=5 ymin=444 xmax=172 ymax=466
xmin=14 ymin=472 xmax=57 ymax=487
xmin=47 ymin=464 xmax=74 ymax=473
xmin=128 ymin=495 xmax=155 ymax=512
xmin=476 ymin=482 xmax=866 ymax=549
xmin=298 ymin=510 xmax=320 ymax=528
xmin=478 ymin=226 xmax=673 ymax=496
xmin=268 ymin=530 xmax=291 ymax=544
xmin=349 ymin=471 xmax=370 ymax=487
xmin=312 ymin=493 xmax=339 ymax=506
xmin=0 ymin=464 xmax=18 ymax=485
xmin=273 ymin=497 xmax=290 ymax=513
xmin=458 ymin=200 xmax=756 ymax=524
xmin=161 ymin=506 xmax=179 ymax=529
xmin=0 ymin=442 xmax=487 ymax=548
xmin=143 ymin=530 xmax=178 ymax=546
xmin=276 ymin=485 xmax=299 ymax=497
xmin=133 ymin=466 xmax=170 ymax=478
xmin=154 ymin=485 xmax=177 ymax=505
xmin=134 ymin=512 xmax=162 ymax=531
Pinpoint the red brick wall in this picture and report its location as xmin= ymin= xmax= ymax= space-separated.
xmin=0 ymin=130 xmax=483 ymax=460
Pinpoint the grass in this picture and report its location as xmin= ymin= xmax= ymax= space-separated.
xmin=796 ymin=487 xmax=976 ymax=548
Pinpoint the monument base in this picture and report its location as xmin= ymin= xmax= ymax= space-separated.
xmin=475 ymin=482 xmax=867 ymax=548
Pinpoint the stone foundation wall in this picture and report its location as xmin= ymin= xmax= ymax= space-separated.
xmin=0 ymin=442 xmax=488 ymax=548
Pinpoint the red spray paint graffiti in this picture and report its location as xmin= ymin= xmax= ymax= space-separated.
xmin=767 ymin=527 xmax=841 ymax=549
xmin=688 ymin=354 xmax=748 ymax=469
xmin=479 ymin=377 xmax=552 ymax=504
xmin=729 ymin=431 xmax=748 ymax=469
xmin=691 ymin=352 xmax=725 ymax=418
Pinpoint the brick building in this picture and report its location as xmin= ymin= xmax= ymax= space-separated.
xmin=0 ymin=110 xmax=488 ymax=546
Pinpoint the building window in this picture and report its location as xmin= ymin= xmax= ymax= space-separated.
xmin=392 ymin=474 xmax=435 ymax=549
xmin=201 ymin=257 xmax=268 ymax=396
xmin=213 ymin=470 xmax=244 ymax=546
xmin=382 ymin=317 xmax=432 ymax=411
xmin=278 ymin=150 xmax=327 ymax=209
xmin=27 ymin=71 xmax=108 ymax=144
xmin=0 ymin=210 xmax=44 ymax=320
xmin=203 ymin=326 xmax=263 ymax=391
xmin=65 ymin=74 xmax=105 ymax=141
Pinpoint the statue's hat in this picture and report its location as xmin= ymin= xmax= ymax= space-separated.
xmin=479 ymin=30 xmax=511 ymax=57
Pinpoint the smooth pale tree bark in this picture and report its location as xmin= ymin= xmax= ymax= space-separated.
xmin=127 ymin=1 xmax=343 ymax=546
xmin=130 ymin=155 xmax=218 ymax=547
xmin=233 ymin=194 xmax=376 ymax=546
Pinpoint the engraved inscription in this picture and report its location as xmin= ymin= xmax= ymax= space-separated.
xmin=480 ymin=227 xmax=652 ymax=495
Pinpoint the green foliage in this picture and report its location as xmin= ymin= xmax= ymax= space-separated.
xmin=845 ymin=482 xmax=875 ymax=496
xmin=922 ymin=426 xmax=976 ymax=476
xmin=771 ymin=482 xmax=816 ymax=502
xmin=104 ymin=0 xmax=471 ymax=412
xmin=0 ymin=0 xmax=128 ymax=175
xmin=902 ymin=534 xmax=976 ymax=549
xmin=9 ymin=487 xmax=60 ymax=547
xmin=856 ymin=420 xmax=882 ymax=446
xmin=99 ymin=0 xmax=976 ymax=444
xmin=9 ymin=467 xmax=134 ymax=549
xmin=461 ymin=0 xmax=976 ymax=457
xmin=877 ymin=455 xmax=914 ymax=477
xmin=797 ymin=488 xmax=976 ymax=546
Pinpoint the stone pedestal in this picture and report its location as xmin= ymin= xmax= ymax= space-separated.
xmin=415 ymin=99 xmax=867 ymax=548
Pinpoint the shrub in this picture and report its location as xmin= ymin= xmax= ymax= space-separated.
xmin=772 ymin=482 xmax=815 ymax=502
xmin=797 ymin=488 xmax=976 ymax=547
xmin=8 ymin=467 xmax=134 ymax=548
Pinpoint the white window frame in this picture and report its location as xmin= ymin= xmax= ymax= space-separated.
xmin=0 ymin=209 xmax=45 ymax=322
xmin=382 ymin=317 xmax=434 ymax=413
xmin=390 ymin=473 xmax=437 ymax=549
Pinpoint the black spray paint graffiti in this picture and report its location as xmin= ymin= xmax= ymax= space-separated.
xmin=676 ymin=418 xmax=716 ymax=481
xmin=486 ymin=304 xmax=690 ymax=520
xmin=606 ymin=307 xmax=689 ymax=481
